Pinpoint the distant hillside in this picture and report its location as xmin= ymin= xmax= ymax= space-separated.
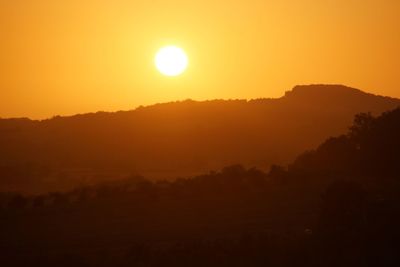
xmin=0 ymin=84 xmax=399 ymax=193
xmin=1 ymin=105 xmax=400 ymax=267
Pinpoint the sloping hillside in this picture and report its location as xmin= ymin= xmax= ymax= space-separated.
xmin=0 ymin=84 xmax=399 ymax=192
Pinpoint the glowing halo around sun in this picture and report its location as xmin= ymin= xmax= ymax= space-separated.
xmin=155 ymin=46 xmax=188 ymax=76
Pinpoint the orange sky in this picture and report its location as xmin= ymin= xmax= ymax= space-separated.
xmin=1 ymin=0 xmax=399 ymax=119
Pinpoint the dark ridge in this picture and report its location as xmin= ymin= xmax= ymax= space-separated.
xmin=1 ymin=107 xmax=400 ymax=266
xmin=284 ymin=84 xmax=397 ymax=102
xmin=0 ymin=85 xmax=399 ymax=193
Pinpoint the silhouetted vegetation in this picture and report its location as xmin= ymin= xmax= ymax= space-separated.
xmin=1 ymin=85 xmax=399 ymax=193
xmin=1 ymin=107 xmax=400 ymax=266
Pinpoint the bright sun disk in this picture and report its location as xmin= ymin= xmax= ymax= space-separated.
xmin=155 ymin=46 xmax=188 ymax=76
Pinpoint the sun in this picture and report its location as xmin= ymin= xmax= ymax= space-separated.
xmin=155 ymin=46 xmax=188 ymax=76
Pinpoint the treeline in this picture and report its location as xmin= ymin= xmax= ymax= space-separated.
xmin=1 ymin=84 xmax=399 ymax=193
xmin=1 ymin=108 xmax=400 ymax=266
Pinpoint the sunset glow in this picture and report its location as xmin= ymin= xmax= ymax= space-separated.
xmin=0 ymin=1 xmax=399 ymax=119
xmin=1 ymin=1 xmax=400 ymax=265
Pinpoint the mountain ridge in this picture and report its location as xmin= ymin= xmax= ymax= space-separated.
xmin=2 ymin=84 xmax=397 ymax=122
xmin=0 ymin=84 xmax=399 ymax=193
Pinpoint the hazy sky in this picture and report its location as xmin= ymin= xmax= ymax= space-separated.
xmin=1 ymin=0 xmax=399 ymax=119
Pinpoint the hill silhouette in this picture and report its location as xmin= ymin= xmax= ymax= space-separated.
xmin=0 ymin=84 xmax=399 ymax=193
xmin=1 ymin=106 xmax=400 ymax=267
